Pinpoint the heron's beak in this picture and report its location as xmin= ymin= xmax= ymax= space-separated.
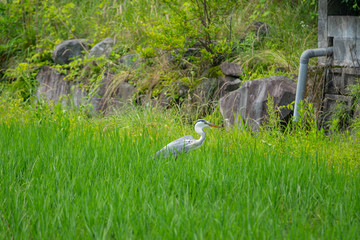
xmin=208 ymin=123 xmax=222 ymax=128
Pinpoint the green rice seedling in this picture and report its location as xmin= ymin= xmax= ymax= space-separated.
xmin=1 ymin=98 xmax=360 ymax=239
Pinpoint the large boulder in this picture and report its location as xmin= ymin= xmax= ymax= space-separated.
xmin=220 ymin=62 xmax=243 ymax=77
xmin=118 ymin=53 xmax=142 ymax=70
xmin=187 ymin=77 xmax=241 ymax=117
xmin=219 ymin=76 xmax=296 ymax=130
xmin=36 ymin=66 xmax=86 ymax=106
xmin=215 ymin=78 xmax=242 ymax=99
xmin=36 ymin=66 xmax=135 ymax=113
xmin=193 ymin=78 xmax=219 ymax=103
xmin=193 ymin=77 xmax=242 ymax=103
xmin=93 ymin=73 xmax=135 ymax=113
xmin=52 ymin=39 xmax=90 ymax=65
xmin=89 ymin=37 xmax=114 ymax=58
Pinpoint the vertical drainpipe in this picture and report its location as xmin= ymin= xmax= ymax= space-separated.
xmin=293 ymin=47 xmax=333 ymax=122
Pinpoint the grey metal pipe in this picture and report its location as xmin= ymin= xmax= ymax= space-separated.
xmin=293 ymin=47 xmax=333 ymax=122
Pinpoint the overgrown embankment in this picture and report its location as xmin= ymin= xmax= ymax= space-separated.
xmin=1 ymin=0 xmax=318 ymax=117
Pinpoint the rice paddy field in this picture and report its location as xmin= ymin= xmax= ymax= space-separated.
xmin=1 ymin=99 xmax=360 ymax=239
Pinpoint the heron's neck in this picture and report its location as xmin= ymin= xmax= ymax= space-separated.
xmin=193 ymin=126 xmax=206 ymax=148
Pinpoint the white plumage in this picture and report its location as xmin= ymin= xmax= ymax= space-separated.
xmin=155 ymin=119 xmax=222 ymax=158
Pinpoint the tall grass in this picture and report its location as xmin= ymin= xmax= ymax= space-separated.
xmin=0 ymin=99 xmax=359 ymax=239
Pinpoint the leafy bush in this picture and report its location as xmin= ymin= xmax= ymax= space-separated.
xmin=0 ymin=0 xmax=324 ymax=125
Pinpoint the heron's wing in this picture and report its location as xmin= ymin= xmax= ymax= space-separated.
xmin=155 ymin=135 xmax=195 ymax=158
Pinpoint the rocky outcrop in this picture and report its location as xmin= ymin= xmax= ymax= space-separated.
xmin=182 ymin=76 xmax=241 ymax=117
xmin=94 ymin=73 xmax=135 ymax=113
xmin=52 ymin=39 xmax=90 ymax=65
xmin=219 ymin=76 xmax=296 ymax=130
xmin=220 ymin=62 xmax=243 ymax=77
xmin=36 ymin=66 xmax=86 ymax=106
xmin=118 ymin=53 xmax=142 ymax=70
xmin=36 ymin=66 xmax=134 ymax=113
xmin=39 ymin=38 xmax=138 ymax=113
xmin=215 ymin=78 xmax=242 ymax=99
xmin=193 ymin=77 xmax=241 ymax=103
xmin=89 ymin=37 xmax=114 ymax=58
xmin=216 ymin=62 xmax=243 ymax=99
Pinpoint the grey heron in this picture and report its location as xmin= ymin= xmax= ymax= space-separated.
xmin=155 ymin=119 xmax=222 ymax=158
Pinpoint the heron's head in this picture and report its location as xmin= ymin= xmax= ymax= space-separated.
xmin=195 ymin=119 xmax=222 ymax=130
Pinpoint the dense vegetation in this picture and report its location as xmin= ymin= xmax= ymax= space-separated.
xmin=1 ymin=99 xmax=360 ymax=239
xmin=1 ymin=0 xmax=360 ymax=239
xmin=1 ymin=0 xmax=318 ymax=102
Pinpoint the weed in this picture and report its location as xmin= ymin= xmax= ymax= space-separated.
xmin=0 ymin=97 xmax=359 ymax=239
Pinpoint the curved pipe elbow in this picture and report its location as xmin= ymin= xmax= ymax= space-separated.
xmin=300 ymin=47 xmax=333 ymax=64
xmin=294 ymin=47 xmax=333 ymax=122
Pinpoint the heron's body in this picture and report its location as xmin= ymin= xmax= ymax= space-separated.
xmin=155 ymin=119 xmax=221 ymax=158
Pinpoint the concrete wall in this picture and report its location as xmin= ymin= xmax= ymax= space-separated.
xmin=318 ymin=0 xmax=360 ymax=127
xmin=319 ymin=0 xmax=360 ymax=67
xmin=318 ymin=0 xmax=328 ymax=65
xmin=328 ymin=16 xmax=360 ymax=67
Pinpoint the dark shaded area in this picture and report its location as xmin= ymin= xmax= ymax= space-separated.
xmin=328 ymin=0 xmax=360 ymax=16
